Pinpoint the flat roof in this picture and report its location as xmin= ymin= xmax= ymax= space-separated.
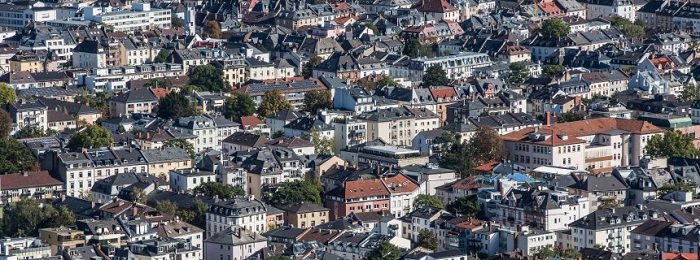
xmin=363 ymin=145 xmax=419 ymax=155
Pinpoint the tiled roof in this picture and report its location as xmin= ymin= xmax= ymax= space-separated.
xmin=238 ymin=116 xmax=265 ymax=128
xmin=381 ymin=173 xmax=419 ymax=194
xmin=0 ymin=171 xmax=62 ymax=189
xmin=429 ymin=87 xmax=459 ymax=100
xmin=327 ymin=178 xmax=390 ymax=199
xmin=279 ymin=201 xmax=329 ymax=214
xmin=415 ymin=0 xmax=457 ymax=13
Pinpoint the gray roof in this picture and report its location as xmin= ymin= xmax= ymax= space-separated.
xmin=205 ymin=226 xmax=266 ymax=246
xmin=111 ymin=88 xmax=158 ymax=103
xmin=141 ymin=147 xmax=190 ymax=163
xmin=569 ymin=205 xmax=660 ymax=230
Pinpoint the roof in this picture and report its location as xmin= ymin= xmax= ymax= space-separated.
xmin=205 ymin=226 xmax=266 ymax=245
xmin=141 ymin=147 xmax=191 ymax=162
xmin=279 ymin=201 xmax=329 ymax=214
xmin=111 ymin=88 xmax=158 ymax=103
xmin=382 ymin=173 xmax=420 ymax=194
xmin=222 ymin=132 xmax=268 ymax=147
xmin=0 ymin=171 xmax=62 ymax=189
xmin=327 ymin=178 xmax=390 ymax=199
xmin=239 ymin=116 xmax=265 ymax=128
xmin=266 ymin=137 xmax=314 ymax=148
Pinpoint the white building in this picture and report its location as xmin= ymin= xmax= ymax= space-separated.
xmin=78 ymin=63 xmax=184 ymax=93
xmin=83 ymin=3 xmax=171 ymax=32
xmin=203 ymin=227 xmax=266 ymax=260
xmin=408 ymin=52 xmax=492 ymax=82
xmin=169 ymin=168 xmax=216 ymax=192
xmin=581 ymin=0 xmax=635 ymax=21
xmin=569 ymin=205 xmax=656 ymax=254
xmin=205 ymin=197 xmax=267 ymax=237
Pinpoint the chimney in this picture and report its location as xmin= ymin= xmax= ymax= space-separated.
xmin=545 ymin=112 xmax=552 ymax=126
xmin=132 ymin=206 xmax=138 ymax=217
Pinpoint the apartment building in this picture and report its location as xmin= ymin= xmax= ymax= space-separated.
xmin=240 ymin=77 xmax=328 ymax=110
xmin=569 ymin=205 xmax=658 ymax=254
xmin=631 ymin=220 xmax=696 ymax=253
xmin=203 ymin=227 xmax=266 ymax=260
xmin=38 ymin=227 xmax=85 ymax=255
xmin=357 ymin=106 xmax=440 ymax=146
xmin=7 ymin=99 xmax=48 ymax=135
xmin=381 ymin=173 xmax=420 ymax=218
xmin=408 ymin=52 xmax=492 ymax=82
xmin=501 ymin=118 xmax=664 ymax=172
xmin=9 ymin=50 xmax=59 ymax=73
xmin=497 ymin=187 xmax=590 ymax=232
xmin=79 ymin=63 xmax=184 ymax=92
xmin=141 ymin=147 xmax=192 ymax=180
xmin=170 ymin=115 xmax=238 ymax=152
xmin=83 ymin=3 xmax=171 ymax=32
xmin=205 ymin=197 xmax=267 ymax=237
xmin=578 ymin=0 xmax=635 ymax=21
xmin=0 ymin=171 xmax=64 ymax=203
xmin=324 ymin=178 xmax=391 ymax=220
xmin=109 ymin=88 xmax=159 ymax=117
xmin=279 ymin=202 xmax=330 ymax=228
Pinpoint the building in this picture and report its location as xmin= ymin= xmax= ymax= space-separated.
xmin=39 ymin=227 xmax=85 ymax=256
xmin=203 ymin=226 xmax=266 ymax=260
xmin=496 ymin=186 xmax=590 ymax=232
xmin=0 ymin=170 xmax=64 ymax=203
xmin=169 ymin=168 xmax=216 ymax=192
xmin=381 ymin=173 xmax=421 ymax=218
xmin=205 ymin=197 xmax=267 ymax=237
xmin=501 ymin=118 xmax=665 ymax=172
xmin=279 ymin=202 xmax=330 ymax=228
xmin=408 ymin=52 xmax=492 ymax=82
xmin=357 ymin=106 xmax=440 ymax=146
xmin=569 ymin=205 xmax=659 ymax=254
xmin=170 ymin=115 xmax=237 ymax=152
xmin=80 ymin=63 xmax=184 ymax=93
xmin=83 ymin=3 xmax=171 ymax=32
xmin=0 ymin=237 xmax=51 ymax=260
xmin=401 ymin=164 xmax=458 ymax=195
xmin=108 ymin=88 xmax=159 ymax=117
xmin=141 ymin=147 xmax=192 ymax=180
xmin=325 ymin=178 xmax=391 ymax=220
xmin=7 ymin=99 xmax=48 ymax=135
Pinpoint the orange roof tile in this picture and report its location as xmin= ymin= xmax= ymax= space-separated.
xmin=239 ymin=116 xmax=265 ymax=128
xmin=151 ymin=88 xmax=170 ymax=99
xmin=663 ymin=252 xmax=698 ymax=260
xmin=340 ymin=179 xmax=390 ymax=199
xmin=452 ymin=177 xmax=481 ymax=191
xmin=381 ymin=173 xmax=420 ymax=194
xmin=474 ymin=161 xmax=499 ymax=172
xmin=429 ymin=87 xmax=459 ymax=100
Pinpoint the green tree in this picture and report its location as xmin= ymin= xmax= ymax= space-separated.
xmin=0 ymin=138 xmax=37 ymax=173
xmin=533 ymin=246 xmax=558 ymax=260
xmin=610 ymin=16 xmax=646 ymax=39
xmin=0 ymin=83 xmax=17 ymax=104
xmin=177 ymin=199 xmax=208 ymax=228
xmin=658 ymin=182 xmax=693 ymax=198
xmin=557 ymin=112 xmax=584 ymax=123
xmin=303 ymin=90 xmax=333 ymax=112
xmin=258 ymin=89 xmax=292 ymax=118
xmin=192 ymin=182 xmax=245 ymax=200
xmin=507 ymin=62 xmax=529 ymax=86
xmin=154 ymin=49 xmax=171 ymax=63
xmin=156 ymin=200 xmax=179 ymax=216
xmin=541 ymin=18 xmax=570 ymax=38
xmin=561 ymin=248 xmax=582 ymax=259
xmin=163 ymin=139 xmax=195 ymax=158
xmin=302 ymin=56 xmax=322 ymax=78
xmin=422 ymin=64 xmax=449 ymax=86
xmin=224 ymin=92 xmax=256 ymax=121
xmin=542 ymin=64 xmax=566 ymax=78
xmin=378 ymin=76 xmax=401 ymax=87
xmin=436 ymin=131 xmax=476 ymax=177
xmin=157 ymin=91 xmax=198 ymax=119
xmin=15 ymin=126 xmax=58 ymax=139
xmin=417 ymin=229 xmax=438 ymax=250
xmin=171 ymin=17 xmax=184 ymax=28
xmin=189 ymin=65 xmax=228 ymax=92
xmin=365 ymin=22 xmax=378 ymax=34
xmin=447 ymin=195 xmax=484 ymax=218
xmin=66 ymin=124 xmax=112 ymax=151
xmin=204 ymin=20 xmax=221 ymax=39
xmin=2 ymin=199 xmax=58 ymax=237
xmin=269 ymin=180 xmax=322 ymax=207
xmin=644 ymin=131 xmax=698 ymax=158
xmin=310 ymin=129 xmax=334 ymax=155
xmin=469 ymin=127 xmax=507 ymax=165
xmin=0 ymin=109 xmax=11 ymax=138
xmin=413 ymin=194 xmax=444 ymax=209
xmin=403 ymin=38 xmax=434 ymax=58
xmin=681 ymin=84 xmax=700 ymax=102
xmin=366 ymin=241 xmax=400 ymax=260
xmin=130 ymin=188 xmax=147 ymax=204
xmin=52 ymin=205 xmax=76 ymax=228
xmin=75 ymin=92 xmax=110 ymax=117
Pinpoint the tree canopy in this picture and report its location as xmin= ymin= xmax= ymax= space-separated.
xmin=163 ymin=139 xmax=195 ymax=158
xmin=258 ymin=89 xmax=292 ymax=118
xmin=417 ymin=229 xmax=438 ymax=250
xmin=413 ymin=194 xmax=444 ymax=209
xmin=129 ymin=188 xmax=147 ymax=204
xmin=0 ymin=109 xmax=11 ymax=138
xmin=268 ymin=180 xmax=322 ymax=207
xmin=403 ymin=38 xmax=435 ymax=58
xmin=302 ymin=56 xmax=322 ymax=78
xmin=75 ymin=92 xmax=110 ymax=117
xmin=470 ymin=127 xmax=508 ymax=165
xmin=542 ymin=64 xmax=566 ymax=79
xmin=15 ymin=126 xmax=58 ymax=139
xmin=644 ymin=131 xmax=698 ymax=158
xmin=2 ymin=200 xmax=75 ymax=237
xmin=192 ymin=182 xmax=245 ymax=200
xmin=557 ymin=112 xmax=585 ymax=123
xmin=66 ymin=124 xmax=113 ymax=151
xmin=157 ymin=91 xmax=198 ymax=119
xmin=0 ymin=138 xmax=38 ymax=173
xmin=610 ymin=16 xmax=645 ymax=39
xmin=303 ymin=90 xmax=333 ymax=112
xmin=541 ymin=18 xmax=570 ymax=38
xmin=156 ymin=200 xmax=179 ymax=216
xmin=154 ymin=49 xmax=171 ymax=63
xmin=204 ymin=21 xmax=221 ymax=39
xmin=0 ymin=83 xmax=16 ymax=104
xmin=422 ymin=64 xmax=449 ymax=87
xmin=436 ymin=131 xmax=476 ymax=177
xmin=681 ymin=84 xmax=700 ymax=102
xmin=446 ymin=194 xmax=484 ymax=218
xmin=189 ymin=65 xmax=228 ymax=92
xmin=366 ymin=241 xmax=400 ymax=260
xmin=507 ymin=62 xmax=529 ymax=86
xmin=378 ymin=76 xmax=401 ymax=87
xmin=224 ymin=92 xmax=256 ymax=121
xmin=657 ymin=182 xmax=693 ymax=198
xmin=310 ymin=129 xmax=335 ymax=155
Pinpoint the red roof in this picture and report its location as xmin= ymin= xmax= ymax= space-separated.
xmin=151 ymin=88 xmax=170 ymax=99
xmin=663 ymin=252 xmax=698 ymax=260
xmin=474 ymin=161 xmax=499 ymax=173
xmin=415 ymin=0 xmax=457 ymax=13
xmin=452 ymin=177 xmax=481 ymax=191
xmin=381 ymin=173 xmax=420 ymax=194
xmin=429 ymin=87 xmax=459 ymax=100
xmin=0 ymin=171 xmax=62 ymax=190
xmin=239 ymin=116 xmax=265 ymax=128
xmin=340 ymin=179 xmax=390 ymax=199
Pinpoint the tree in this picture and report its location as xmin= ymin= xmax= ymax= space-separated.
xmin=66 ymin=124 xmax=113 ymax=151
xmin=52 ymin=205 xmax=76 ymax=228
xmin=269 ymin=180 xmax=322 ymax=207
xmin=658 ymin=182 xmax=693 ymax=198
xmin=542 ymin=64 xmax=566 ymax=78
xmin=365 ymin=22 xmax=378 ymax=34
xmin=2 ymin=199 xmax=58 ymax=237
xmin=681 ymin=84 xmax=700 ymax=102
xmin=224 ymin=92 xmax=256 ymax=121
xmin=413 ymin=194 xmax=444 ymax=209
xmin=75 ymin=92 xmax=110 ymax=117
xmin=303 ymin=90 xmax=333 ymax=112
xmin=417 ymin=229 xmax=438 ymax=250
xmin=422 ymin=64 xmax=449 ymax=86
xmin=610 ymin=16 xmax=645 ymax=39
xmin=302 ymin=56 xmax=322 ymax=78
xmin=177 ymin=199 xmax=208 ymax=229
xmin=0 ymin=138 xmax=38 ymax=173
xmin=436 ymin=131 xmax=476 ymax=177
xmin=507 ymin=62 xmax=529 ymax=86
xmin=403 ymin=38 xmax=434 ymax=58
xmin=163 ymin=139 xmax=195 ymax=158
xmin=258 ymin=89 xmax=292 ymax=118
xmin=310 ymin=129 xmax=335 ymax=155
xmin=644 ymin=131 xmax=698 ymax=158
xmin=157 ymin=91 xmax=198 ymax=119
xmin=154 ymin=49 xmax=171 ymax=63
xmin=130 ymin=188 xmax=147 ymax=204
xmin=366 ymin=241 xmax=400 ymax=260
xmin=189 ymin=65 xmax=228 ymax=92
xmin=0 ymin=109 xmax=11 ymax=138
xmin=541 ymin=18 xmax=570 ymax=38
xmin=469 ymin=127 xmax=507 ymax=165
xmin=378 ymin=76 xmax=401 ymax=87
xmin=557 ymin=112 xmax=584 ymax=123
xmin=561 ymin=248 xmax=582 ymax=259
xmin=156 ymin=200 xmax=179 ymax=216
xmin=192 ymin=182 xmax=245 ymax=200
xmin=0 ymin=83 xmax=16 ymax=104
xmin=204 ymin=20 xmax=221 ymax=39
xmin=171 ymin=17 xmax=184 ymax=28
xmin=533 ymin=246 xmax=558 ymax=260
xmin=447 ymin=194 xmax=484 ymax=218
xmin=15 ymin=126 xmax=58 ymax=139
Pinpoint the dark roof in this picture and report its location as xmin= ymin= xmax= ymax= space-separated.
xmin=222 ymin=132 xmax=268 ymax=148
xmin=111 ymin=88 xmax=158 ymax=103
xmin=279 ymin=202 xmax=329 ymax=214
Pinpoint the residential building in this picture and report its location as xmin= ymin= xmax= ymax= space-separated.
xmin=381 ymin=173 xmax=421 ymax=218
xmin=569 ymin=205 xmax=659 ymax=254
xmin=39 ymin=227 xmax=86 ymax=255
xmin=408 ymin=52 xmax=492 ymax=82
xmin=170 ymin=115 xmax=237 ymax=152
xmin=7 ymin=99 xmax=48 ymax=135
xmin=169 ymin=168 xmax=216 ymax=192
xmin=83 ymin=3 xmax=171 ymax=32
xmin=325 ymin=178 xmax=391 ymax=220
xmin=0 ymin=170 xmax=64 ymax=203
xmin=357 ymin=106 xmax=440 ymax=146
xmin=203 ymin=226 xmax=266 ymax=260
xmin=279 ymin=202 xmax=330 ymax=228
xmin=205 ymin=197 xmax=267 ymax=237
xmin=0 ymin=237 xmax=51 ymax=260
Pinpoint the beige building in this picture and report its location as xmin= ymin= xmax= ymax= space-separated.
xmin=39 ymin=227 xmax=86 ymax=255
xmin=276 ymin=9 xmax=319 ymax=30
xmin=502 ymin=118 xmax=664 ymax=173
xmin=358 ymin=106 xmax=440 ymax=146
xmin=9 ymin=51 xmax=59 ymax=73
xmin=108 ymin=88 xmax=159 ymax=117
xmin=141 ymin=147 xmax=192 ymax=180
xmin=279 ymin=202 xmax=330 ymax=228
